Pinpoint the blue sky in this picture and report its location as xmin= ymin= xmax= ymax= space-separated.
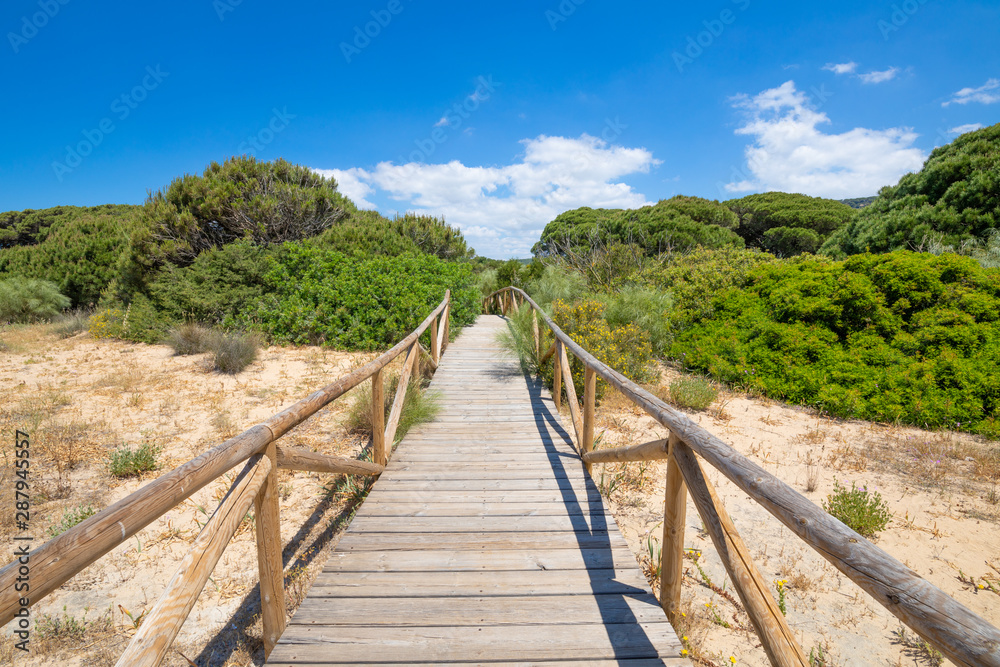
xmin=2 ymin=0 xmax=998 ymax=258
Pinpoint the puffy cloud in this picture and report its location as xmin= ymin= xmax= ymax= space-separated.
xmin=822 ymin=62 xmax=857 ymax=75
xmin=313 ymin=134 xmax=658 ymax=258
xmin=859 ymin=67 xmax=900 ymax=84
xmin=725 ymin=80 xmax=926 ymax=198
xmin=949 ymin=123 xmax=984 ymax=135
xmin=943 ymin=78 xmax=1000 ymax=106
xmin=313 ymin=167 xmax=378 ymax=209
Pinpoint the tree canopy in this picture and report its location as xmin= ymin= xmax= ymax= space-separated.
xmin=724 ymin=192 xmax=856 ymax=256
xmin=533 ymin=196 xmax=742 ymax=257
xmin=821 ymin=122 xmax=1000 ymax=258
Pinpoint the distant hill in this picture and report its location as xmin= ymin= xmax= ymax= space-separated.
xmin=838 ymin=196 xmax=877 ymax=209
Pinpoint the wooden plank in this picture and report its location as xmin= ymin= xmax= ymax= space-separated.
xmin=269 ymin=623 xmax=683 ymax=663
xmin=323 ymin=547 xmax=644 ymax=572
xmin=344 ymin=514 xmax=620 ymax=533
xmin=255 ymin=441 xmax=286 ymax=657
xmin=288 ymin=593 xmax=667 ymax=626
xmin=383 ymin=342 xmax=420 ymax=446
xmin=353 ymin=501 xmax=611 ymax=517
xmin=276 ymin=446 xmax=384 ymax=476
xmin=660 ymin=432 xmax=686 ymax=625
xmin=333 ymin=531 xmax=630 ymax=551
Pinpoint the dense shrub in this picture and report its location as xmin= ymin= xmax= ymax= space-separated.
xmin=549 ymin=299 xmax=657 ymax=400
xmin=637 ymin=245 xmax=777 ymax=336
xmin=822 ymin=123 xmax=1000 ymax=258
xmin=313 ymin=210 xmax=471 ymax=260
xmin=254 ymin=246 xmax=479 ymax=349
xmin=599 ymin=287 xmax=674 ymax=355
xmin=670 ymin=251 xmax=1000 ymax=437
xmin=0 ymin=277 xmax=70 ymax=323
xmin=725 ymin=192 xmax=855 ymax=256
xmin=0 ymin=205 xmax=138 ymax=307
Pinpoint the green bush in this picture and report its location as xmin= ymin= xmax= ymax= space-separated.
xmin=549 ymin=299 xmax=658 ymax=400
xmin=0 ymin=277 xmax=70 ymax=323
xmin=108 ymin=441 xmax=161 ymax=477
xmin=165 ymin=323 xmax=215 ymax=355
xmin=211 ymin=331 xmax=260 ymax=374
xmin=0 ymin=204 xmax=138 ymax=307
xmin=254 ymin=246 xmax=479 ymax=350
xmin=823 ymin=479 xmax=892 ymax=538
xmin=670 ymin=251 xmax=1000 ymax=437
xmin=599 ymin=287 xmax=673 ymax=355
xmin=48 ymin=504 xmax=98 ymax=537
xmin=667 ymin=377 xmax=718 ymax=410
xmin=638 ymin=245 xmax=777 ymax=336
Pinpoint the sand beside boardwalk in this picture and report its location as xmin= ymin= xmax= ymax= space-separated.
xmin=590 ymin=365 xmax=1000 ymax=667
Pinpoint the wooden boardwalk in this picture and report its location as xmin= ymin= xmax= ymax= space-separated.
xmin=267 ymin=316 xmax=686 ymax=666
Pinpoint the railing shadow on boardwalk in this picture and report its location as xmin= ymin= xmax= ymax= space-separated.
xmin=521 ymin=369 xmax=662 ymax=661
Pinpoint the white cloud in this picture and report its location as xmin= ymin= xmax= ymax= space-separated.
xmin=312 ymin=134 xmax=658 ymax=258
xmin=433 ymin=117 xmax=450 ymax=128
xmin=859 ymin=67 xmax=900 ymax=84
xmin=725 ymin=80 xmax=926 ymax=198
xmin=949 ymin=123 xmax=984 ymax=135
xmin=313 ymin=167 xmax=378 ymax=209
xmin=822 ymin=62 xmax=857 ymax=75
xmin=943 ymin=78 xmax=1000 ymax=106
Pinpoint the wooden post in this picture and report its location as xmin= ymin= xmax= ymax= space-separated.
xmin=582 ymin=366 xmax=596 ymax=473
xmin=553 ymin=340 xmax=563 ymax=411
xmin=443 ymin=302 xmax=450 ymax=350
xmin=559 ymin=343 xmax=583 ymax=447
xmin=384 ymin=342 xmax=420 ymax=447
xmin=532 ymin=310 xmax=540 ymax=361
xmin=660 ymin=431 xmax=687 ymax=625
xmin=672 ymin=440 xmax=809 ymax=667
xmin=254 ymin=441 xmax=285 ymax=657
xmin=430 ymin=316 xmax=439 ymax=365
xmin=372 ymin=369 xmax=386 ymax=466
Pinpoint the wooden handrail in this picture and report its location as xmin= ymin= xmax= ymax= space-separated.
xmin=485 ymin=286 xmax=1000 ymax=667
xmin=0 ymin=290 xmax=453 ymax=664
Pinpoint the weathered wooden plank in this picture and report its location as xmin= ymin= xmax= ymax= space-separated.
xmin=344 ymin=514 xmax=619 ymax=533
xmin=288 ymin=593 xmax=667 ymax=626
xmin=352 ymin=501 xmax=610 ymax=517
xmin=333 ymin=531 xmax=630 ymax=551
xmin=269 ymin=623 xmax=683 ymax=663
xmin=322 ymin=547 xmax=644 ymax=572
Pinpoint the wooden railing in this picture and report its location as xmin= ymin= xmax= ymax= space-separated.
xmin=484 ymin=286 xmax=1000 ymax=667
xmin=0 ymin=291 xmax=452 ymax=667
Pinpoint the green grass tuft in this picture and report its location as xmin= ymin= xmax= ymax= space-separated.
xmin=667 ymin=377 xmax=718 ymax=411
xmin=211 ymin=331 xmax=260 ymax=373
xmin=108 ymin=441 xmax=161 ymax=477
xmin=165 ymin=322 xmax=215 ymax=355
xmin=48 ymin=504 xmax=98 ymax=537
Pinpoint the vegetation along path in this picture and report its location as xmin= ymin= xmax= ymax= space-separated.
xmin=267 ymin=315 xmax=685 ymax=665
